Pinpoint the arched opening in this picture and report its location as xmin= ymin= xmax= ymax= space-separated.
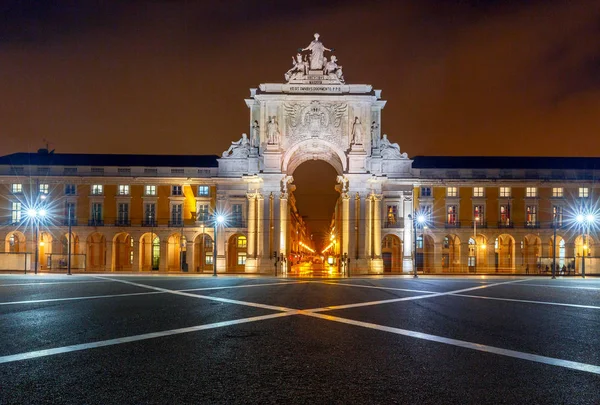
xmin=39 ymin=232 xmax=53 ymax=270
xmin=194 ymin=233 xmax=213 ymax=273
xmin=140 ymin=233 xmax=160 ymax=271
xmin=523 ymin=234 xmax=541 ymax=273
xmin=58 ymin=232 xmax=83 ymax=270
xmin=468 ymin=235 xmax=488 ymax=272
xmin=574 ymin=235 xmax=593 ymax=274
xmin=167 ymin=233 xmax=184 ymax=271
xmin=113 ymin=233 xmax=132 ymax=271
xmin=86 ymin=232 xmax=106 ymax=271
xmin=546 ymin=235 xmax=567 ymax=272
xmin=227 ymin=234 xmax=247 ymax=272
xmin=442 ymin=234 xmax=460 ymax=272
xmin=5 ymin=231 xmax=26 ymax=253
xmin=382 ymin=234 xmax=402 ymax=272
xmin=416 ymin=234 xmax=435 ymax=273
xmin=495 ymin=234 xmax=515 ymax=272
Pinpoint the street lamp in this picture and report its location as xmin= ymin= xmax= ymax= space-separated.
xmin=26 ymin=207 xmax=47 ymax=275
xmin=212 ymin=214 xmax=226 ymax=277
xmin=576 ymin=212 xmax=596 ymax=278
xmin=409 ymin=212 xmax=426 ymax=278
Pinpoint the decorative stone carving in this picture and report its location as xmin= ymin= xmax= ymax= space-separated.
xmin=323 ymin=55 xmax=344 ymax=83
xmin=283 ymin=101 xmax=347 ymax=147
xmin=284 ymin=53 xmax=308 ymax=82
xmin=351 ymin=117 xmax=364 ymax=145
xmin=222 ymin=133 xmax=251 ymax=158
xmin=280 ymin=175 xmax=294 ymax=197
xmin=251 ymin=120 xmax=260 ymax=148
xmin=267 ymin=117 xmax=281 ymax=145
xmin=370 ymin=121 xmax=380 ymax=149
xmin=336 ymin=175 xmax=349 ymax=197
xmin=380 ymin=134 xmax=408 ymax=159
xmin=301 ymin=33 xmax=333 ymax=71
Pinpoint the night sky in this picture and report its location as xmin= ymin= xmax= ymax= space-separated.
xmin=1 ymin=0 xmax=599 ymax=242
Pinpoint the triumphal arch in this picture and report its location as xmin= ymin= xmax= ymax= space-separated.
xmin=218 ymin=34 xmax=415 ymax=274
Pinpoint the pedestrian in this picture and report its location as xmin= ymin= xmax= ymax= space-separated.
xmin=545 ymin=265 xmax=549 ymax=273
xmin=562 ymin=264 xmax=567 ymax=275
xmin=567 ymin=263 xmax=571 ymax=275
xmin=525 ymin=264 xmax=529 ymax=274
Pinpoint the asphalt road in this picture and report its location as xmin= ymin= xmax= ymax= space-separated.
xmin=0 ymin=274 xmax=599 ymax=404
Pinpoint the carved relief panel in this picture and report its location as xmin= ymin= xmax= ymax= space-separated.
xmin=282 ymin=101 xmax=348 ymax=149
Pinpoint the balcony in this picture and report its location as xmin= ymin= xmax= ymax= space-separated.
xmin=168 ymin=220 xmax=183 ymax=227
xmin=142 ymin=220 xmax=158 ymax=227
xmin=445 ymin=221 xmax=461 ymax=228
xmin=115 ymin=219 xmax=131 ymax=227
xmin=524 ymin=222 xmax=540 ymax=229
xmin=88 ymin=219 xmax=104 ymax=227
xmin=62 ymin=219 xmax=78 ymax=226
xmin=384 ymin=219 xmax=404 ymax=228
xmin=472 ymin=220 xmax=487 ymax=228
xmin=497 ymin=221 xmax=514 ymax=229
xmin=227 ymin=219 xmax=246 ymax=228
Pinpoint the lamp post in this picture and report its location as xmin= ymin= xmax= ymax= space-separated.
xmin=576 ymin=213 xmax=595 ymax=279
xmin=551 ymin=212 xmax=557 ymax=279
xmin=213 ymin=214 xmax=225 ymax=277
xmin=473 ymin=215 xmax=479 ymax=274
xmin=67 ymin=204 xmax=73 ymax=276
xmin=409 ymin=213 xmax=426 ymax=278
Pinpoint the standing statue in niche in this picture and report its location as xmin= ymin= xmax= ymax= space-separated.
xmin=370 ymin=121 xmax=380 ymax=149
xmin=323 ymin=55 xmax=344 ymax=83
xmin=251 ymin=120 xmax=260 ymax=148
xmin=380 ymin=134 xmax=408 ymax=159
xmin=285 ymin=53 xmax=308 ymax=82
xmin=301 ymin=33 xmax=333 ymax=71
xmin=351 ymin=117 xmax=364 ymax=145
xmin=222 ymin=133 xmax=251 ymax=158
xmin=267 ymin=117 xmax=281 ymax=145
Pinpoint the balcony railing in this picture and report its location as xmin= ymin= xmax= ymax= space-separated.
xmin=88 ymin=219 xmax=104 ymax=226
xmin=62 ymin=219 xmax=78 ymax=226
xmin=142 ymin=220 xmax=158 ymax=227
xmin=445 ymin=221 xmax=461 ymax=228
xmin=525 ymin=222 xmax=540 ymax=229
xmin=472 ymin=220 xmax=487 ymax=228
xmin=497 ymin=221 xmax=513 ymax=228
xmin=384 ymin=219 xmax=404 ymax=228
xmin=227 ymin=219 xmax=246 ymax=228
xmin=168 ymin=220 xmax=183 ymax=227
xmin=115 ymin=219 xmax=131 ymax=226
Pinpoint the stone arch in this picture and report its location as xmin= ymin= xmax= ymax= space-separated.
xmin=5 ymin=231 xmax=26 ymax=253
xmin=86 ymin=232 xmax=106 ymax=271
xmin=193 ymin=233 xmax=213 ymax=273
xmin=416 ymin=233 xmax=435 ymax=273
xmin=57 ymin=232 xmax=82 ymax=270
xmin=442 ymin=234 xmax=461 ymax=272
xmin=167 ymin=233 xmax=184 ymax=271
xmin=574 ymin=235 xmax=594 ymax=273
xmin=39 ymin=232 xmax=53 ymax=270
xmin=140 ymin=233 xmax=160 ymax=271
xmin=382 ymin=234 xmax=402 ymax=273
xmin=282 ymin=139 xmax=347 ymax=175
xmin=547 ymin=234 xmax=567 ymax=270
xmin=227 ymin=234 xmax=247 ymax=272
xmin=495 ymin=234 xmax=515 ymax=272
xmin=468 ymin=234 xmax=489 ymax=271
xmin=523 ymin=234 xmax=541 ymax=271
xmin=113 ymin=232 xmax=132 ymax=271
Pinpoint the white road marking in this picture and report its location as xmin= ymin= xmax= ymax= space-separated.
xmin=313 ymin=281 xmax=434 ymax=294
xmin=517 ymin=283 xmax=600 ymax=291
xmin=302 ymin=311 xmax=600 ymax=375
xmin=308 ymin=278 xmax=531 ymax=312
xmin=451 ymin=293 xmax=600 ymax=310
xmin=0 ymin=311 xmax=297 ymax=365
xmin=0 ymin=280 xmax=112 ymax=287
xmin=0 ymin=291 xmax=165 ymax=306
xmin=95 ymin=276 xmax=298 ymax=312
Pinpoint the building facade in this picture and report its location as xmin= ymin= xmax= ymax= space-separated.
xmin=1 ymin=35 xmax=598 ymax=275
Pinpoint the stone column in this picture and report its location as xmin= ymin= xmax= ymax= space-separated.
xmin=371 ymin=194 xmax=384 ymax=273
xmin=245 ymin=192 xmax=258 ymax=273
xmin=105 ymin=238 xmax=113 ymax=272
xmin=280 ymin=193 xmax=289 ymax=273
xmin=402 ymin=195 xmax=414 ymax=272
xmin=271 ymin=193 xmax=280 ymax=261
xmin=256 ymin=193 xmax=265 ymax=258
xmin=131 ymin=239 xmax=140 ymax=272
xmin=159 ymin=239 xmax=167 ymax=272
xmin=365 ymin=195 xmax=373 ymax=258
xmin=341 ymin=193 xmax=350 ymax=258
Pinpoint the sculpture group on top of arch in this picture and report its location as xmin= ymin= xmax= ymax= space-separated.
xmin=285 ymin=33 xmax=344 ymax=83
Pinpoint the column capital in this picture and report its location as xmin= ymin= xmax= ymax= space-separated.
xmin=371 ymin=193 xmax=383 ymax=202
xmin=246 ymin=191 xmax=262 ymax=200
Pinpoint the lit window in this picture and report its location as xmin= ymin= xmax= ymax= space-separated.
xmin=447 ymin=187 xmax=458 ymax=197
xmin=197 ymin=204 xmax=209 ymax=222
xmin=552 ymin=187 xmax=563 ymax=198
xmin=198 ymin=185 xmax=210 ymax=197
xmin=232 ymin=204 xmax=243 ymax=227
xmin=237 ymin=252 xmax=247 ymax=265
xmin=145 ymin=185 xmax=156 ymax=196
xmin=499 ymin=187 xmax=511 ymax=197
xmin=416 ymin=236 xmax=423 ymax=249
xmin=65 ymin=184 xmax=76 ymax=195
xmin=237 ymin=236 xmax=247 ymax=248
xmin=553 ymin=206 xmax=563 ymax=227
xmin=420 ymin=187 xmax=432 ymax=197
xmin=447 ymin=205 xmax=457 ymax=225
xmin=474 ymin=205 xmax=484 ymax=222
xmin=205 ymin=255 xmax=214 ymax=265
xmin=118 ymin=185 xmax=130 ymax=195
xmin=422 ymin=205 xmax=432 ymax=222
xmin=386 ymin=205 xmax=397 ymax=225
xmin=579 ymin=187 xmax=589 ymax=198
xmin=526 ymin=205 xmax=537 ymax=227
xmin=473 ymin=187 xmax=484 ymax=197
xmin=91 ymin=184 xmax=103 ymax=195
xmin=172 ymin=185 xmax=182 ymax=196
xmin=11 ymin=184 xmax=22 ymax=194
xmin=11 ymin=202 xmax=22 ymax=223
xmin=500 ymin=204 xmax=511 ymax=226
xmin=39 ymin=183 xmax=49 ymax=194
xmin=525 ymin=187 xmax=537 ymax=198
